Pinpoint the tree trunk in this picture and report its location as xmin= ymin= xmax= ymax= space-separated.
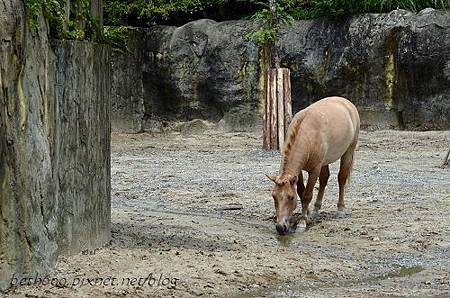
xmin=268 ymin=0 xmax=280 ymax=68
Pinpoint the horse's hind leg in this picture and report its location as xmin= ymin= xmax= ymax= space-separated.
xmin=311 ymin=165 xmax=329 ymax=219
xmin=337 ymin=146 xmax=356 ymax=218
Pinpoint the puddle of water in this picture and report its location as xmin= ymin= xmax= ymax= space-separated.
xmin=232 ymin=266 xmax=425 ymax=298
xmin=276 ymin=234 xmax=295 ymax=246
xmin=375 ymin=265 xmax=424 ymax=281
xmin=233 ymin=285 xmax=307 ymax=298
xmin=275 ymin=227 xmax=310 ymax=247
xmin=276 ymin=234 xmax=298 ymax=247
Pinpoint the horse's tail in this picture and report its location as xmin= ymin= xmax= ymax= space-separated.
xmin=345 ymin=142 xmax=357 ymax=190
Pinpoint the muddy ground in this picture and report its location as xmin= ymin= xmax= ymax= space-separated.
xmin=5 ymin=129 xmax=450 ymax=297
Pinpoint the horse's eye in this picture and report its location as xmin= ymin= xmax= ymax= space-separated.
xmin=288 ymin=196 xmax=295 ymax=201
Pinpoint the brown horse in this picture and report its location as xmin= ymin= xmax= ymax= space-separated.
xmin=267 ymin=96 xmax=360 ymax=235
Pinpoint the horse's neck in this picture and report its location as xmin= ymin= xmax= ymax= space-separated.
xmin=279 ymin=134 xmax=308 ymax=177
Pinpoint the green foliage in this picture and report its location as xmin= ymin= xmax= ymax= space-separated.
xmin=248 ymin=28 xmax=277 ymax=47
xmin=104 ymin=0 xmax=227 ymax=26
xmin=103 ymin=26 xmax=129 ymax=52
xmin=28 ymin=0 xmax=449 ymax=41
xmin=25 ymin=0 xmax=66 ymax=32
xmin=246 ymin=1 xmax=295 ymax=47
xmin=103 ymin=0 xmax=129 ymax=25
xmin=286 ymin=0 xmax=450 ymax=19
xmin=104 ymin=0 xmax=449 ymax=28
xmin=246 ymin=0 xmax=449 ymax=47
xmin=24 ymin=0 xmax=102 ymax=41
xmin=140 ymin=0 xmax=225 ymax=20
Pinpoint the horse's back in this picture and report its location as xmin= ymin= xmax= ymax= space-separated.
xmin=313 ymin=96 xmax=359 ymax=130
xmin=301 ymin=97 xmax=360 ymax=164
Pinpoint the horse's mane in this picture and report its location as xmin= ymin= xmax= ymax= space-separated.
xmin=280 ymin=112 xmax=306 ymax=174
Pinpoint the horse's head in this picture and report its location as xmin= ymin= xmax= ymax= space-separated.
xmin=267 ymin=174 xmax=299 ymax=235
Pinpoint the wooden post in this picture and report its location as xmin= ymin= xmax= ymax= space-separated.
xmin=283 ymin=68 xmax=293 ymax=137
xmin=277 ymin=68 xmax=285 ymax=149
xmin=263 ymin=68 xmax=292 ymax=150
xmin=270 ymin=69 xmax=278 ymax=148
xmin=262 ymin=69 xmax=270 ymax=149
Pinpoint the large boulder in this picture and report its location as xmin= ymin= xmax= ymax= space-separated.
xmin=111 ymin=20 xmax=261 ymax=132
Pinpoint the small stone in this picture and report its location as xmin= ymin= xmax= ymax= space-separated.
xmin=214 ymin=269 xmax=227 ymax=276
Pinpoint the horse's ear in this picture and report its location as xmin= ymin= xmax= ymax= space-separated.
xmin=266 ymin=174 xmax=277 ymax=183
xmin=289 ymin=175 xmax=298 ymax=185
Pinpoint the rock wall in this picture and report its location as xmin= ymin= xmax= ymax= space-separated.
xmin=111 ymin=20 xmax=261 ymax=132
xmin=111 ymin=30 xmax=145 ymax=132
xmin=279 ymin=9 xmax=450 ymax=130
xmin=0 ymin=1 xmax=110 ymax=291
xmin=112 ymin=9 xmax=450 ymax=131
xmin=51 ymin=40 xmax=111 ymax=254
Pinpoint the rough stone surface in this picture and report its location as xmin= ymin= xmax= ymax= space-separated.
xmin=217 ymin=103 xmax=262 ymax=132
xmin=0 ymin=1 xmax=111 ymax=291
xmin=144 ymin=20 xmax=261 ymax=124
xmin=111 ymin=30 xmax=145 ymax=133
xmin=0 ymin=0 xmax=55 ymax=291
xmin=111 ymin=20 xmax=261 ymax=132
xmin=51 ymin=40 xmax=111 ymax=254
xmin=112 ymin=10 xmax=450 ymax=131
xmin=279 ymin=9 xmax=450 ymax=129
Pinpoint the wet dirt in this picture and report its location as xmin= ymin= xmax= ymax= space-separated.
xmin=5 ymin=129 xmax=450 ymax=297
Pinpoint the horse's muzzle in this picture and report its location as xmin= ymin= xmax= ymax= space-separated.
xmin=276 ymin=216 xmax=299 ymax=235
xmin=276 ymin=223 xmax=288 ymax=235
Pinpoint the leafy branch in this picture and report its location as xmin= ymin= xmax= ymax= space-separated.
xmin=246 ymin=0 xmax=294 ymax=68
xmin=247 ymin=1 xmax=294 ymax=47
xmin=25 ymin=0 xmax=102 ymax=41
xmin=103 ymin=26 xmax=130 ymax=52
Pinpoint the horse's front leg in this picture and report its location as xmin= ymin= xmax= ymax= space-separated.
xmin=310 ymin=165 xmax=330 ymax=220
xmin=298 ymin=167 xmax=320 ymax=230
xmin=297 ymin=171 xmax=305 ymax=200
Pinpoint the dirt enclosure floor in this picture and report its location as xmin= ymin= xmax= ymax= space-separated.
xmin=6 ymin=129 xmax=450 ymax=297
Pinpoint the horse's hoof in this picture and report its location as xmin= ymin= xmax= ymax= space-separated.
xmin=297 ymin=220 xmax=307 ymax=232
xmin=336 ymin=209 xmax=346 ymax=219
